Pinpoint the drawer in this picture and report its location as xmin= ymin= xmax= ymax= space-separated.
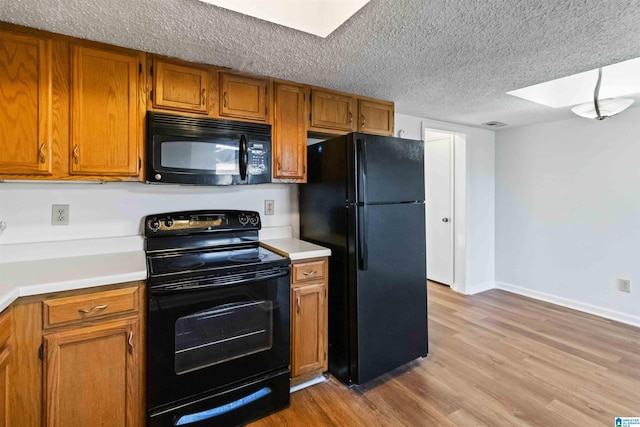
xmin=0 ymin=309 xmax=10 ymax=349
xmin=292 ymin=259 xmax=326 ymax=283
xmin=43 ymin=286 xmax=140 ymax=328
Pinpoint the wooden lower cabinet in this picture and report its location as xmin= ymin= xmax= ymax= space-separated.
xmin=43 ymin=318 xmax=141 ymax=427
xmin=0 ymin=308 xmax=11 ymax=427
xmin=290 ymin=257 xmax=328 ymax=385
xmin=4 ymin=281 xmax=144 ymax=427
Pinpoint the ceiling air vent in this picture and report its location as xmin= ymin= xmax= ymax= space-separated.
xmin=482 ymin=121 xmax=507 ymax=128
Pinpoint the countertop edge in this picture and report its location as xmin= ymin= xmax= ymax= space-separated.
xmin=260 ymin=238 xmax=332 ymax=261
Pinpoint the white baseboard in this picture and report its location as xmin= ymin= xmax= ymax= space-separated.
xmin=495 ymin=281 xmax=640 ymax=328
xmin=463 ymin=280 xmax=496 ymax=295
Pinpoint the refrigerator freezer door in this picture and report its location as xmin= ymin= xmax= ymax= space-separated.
xmin=353 ymin=202 xmax=428 ymax=384
xmin=355 ymin=134 xmax=424 ymax=204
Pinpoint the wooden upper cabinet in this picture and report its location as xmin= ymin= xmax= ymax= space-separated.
xmin=358 ymin=99 xmax=394 ymax=136
xmin=309 ymin=88 xmax=355 ymax=133
xmin=152 ymin=59 xmax=209 ymax=114
xmin=70 ymin=44 xmax=142 ymax=176
xmin=273 ymin=82 xmax=306 ymax=181
xmin=0 ymin=29 xmax=53 ymax=175
xmin=220 ymin=72 xmax=268 ymax=122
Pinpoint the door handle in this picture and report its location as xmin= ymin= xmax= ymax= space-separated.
xmin=442 ymin=218 xmax=449 ymax=222
xmin=239 ymin=135 xmax=248 ymax=180
xmin=38 ymin=143 xmax=46 ymax=164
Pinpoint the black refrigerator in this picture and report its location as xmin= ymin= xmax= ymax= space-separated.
xmin=300 ymin=132 xmax=428 ymax=386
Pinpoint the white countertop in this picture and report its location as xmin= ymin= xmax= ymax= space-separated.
xmin=260 ymin=238 xmax=331 ymax=261
xmin=0 ymin=250 xmax=147 ymax=312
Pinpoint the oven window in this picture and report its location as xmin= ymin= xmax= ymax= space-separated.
xmin=175 ymin=301 xmax=273 ymax=375
xmin=161 ymin=140 xmax=239 ymax=173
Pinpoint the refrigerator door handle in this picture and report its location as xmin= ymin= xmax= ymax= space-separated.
xmin=357 ymin=138 xmax=368 ymax=204
xmin=358 ymin=205 xmax=368 ymax=270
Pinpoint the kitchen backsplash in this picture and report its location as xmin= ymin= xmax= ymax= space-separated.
xmin=0 ymin=182 xmax=298 ymax=249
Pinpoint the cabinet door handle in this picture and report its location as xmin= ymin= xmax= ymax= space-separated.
xmin=128 ymin=331 xmax=133 ymax=353
xmin=302 ymin=270 xmax=317 ymax=276
xmin=39 ymin=143 xmax=46 ymax=164
xmin=361 ymin=115 xmax=366 ymax=128
xmin=223 ymin=91 xmax=228 ymax=108
xmin=78 ymin=304 xmax=108 ymax=314
xmin=277 ymin=160 xmax=281 ymax=171
xmin=201 ymin=88 xmax=206 ymax=105
xmin=296 ymin=296 xmax=300 ymax=314
xmin=348 ymin=111 xmax=353 ymax=124
xmin=73 ymin=145 xmax=79 ymax=164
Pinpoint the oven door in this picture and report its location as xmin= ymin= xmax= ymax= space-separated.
xmin=147 ymin=266 xmax=290 ymax=411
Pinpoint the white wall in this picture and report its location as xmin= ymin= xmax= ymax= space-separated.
xmin=495 ymin=109 xmax=640 ymax=324
xmin=0 ymin=182 xmax=298 ymax=256
xmin=396 ymin=113 xmax=496 ymax=294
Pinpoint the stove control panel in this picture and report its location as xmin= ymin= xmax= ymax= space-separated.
xmin=145 ymin=210 xmax=262 ymax=236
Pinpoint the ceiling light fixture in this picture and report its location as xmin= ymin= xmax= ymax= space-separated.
xmin=571 ymin=68 xmax=634 ymax=120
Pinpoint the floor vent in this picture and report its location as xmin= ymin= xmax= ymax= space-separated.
xmin=482 ymin=121 xmax=507 ymax=128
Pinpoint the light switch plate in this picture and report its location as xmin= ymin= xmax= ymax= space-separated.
xmin=265 ymin=200 xmax=274 ymax=216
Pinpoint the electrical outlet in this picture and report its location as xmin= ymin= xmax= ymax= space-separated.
xmin=264 ymin=200 xmax=275 ymax=216
xmin=618 ymin=278 xmax=631 ymax=293
xmin=52 ymin=204 xmax=70 ymax=226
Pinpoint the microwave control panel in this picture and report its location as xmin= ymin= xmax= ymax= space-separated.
xmin=248 ymin=143 xmax=268 ymax=174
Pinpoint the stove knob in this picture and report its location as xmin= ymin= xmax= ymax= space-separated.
xmin=249 ymin=214 xmax=259 ymax=226
xmin=238 ymin=213 xmax=249 ymax=226
xmin=149 ymin=218 xmax=160 ymax=232
xmin=154 ymin=174 xmax=162 ymax=181
xmin=164 ymin=218 xmax=174 ymax=228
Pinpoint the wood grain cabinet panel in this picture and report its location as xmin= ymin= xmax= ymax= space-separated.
xmin=290 ymin=257 xmax=328 ymax=384
xmin=0 ymin=308 xmax=10 ymax=427
xmin=70 ymin=44 xmax=142 ymax=176
xmin=273 ymin=82 xmax=306 ymax=180
xmin=43 ymin=286 xmax=139 ymax=328
xmin=0 ymin=29 xmax=53 ymax=175
xmin=291 ymin=283 xmax=326 ymax=377
xmin=220 ymin=72 xmax=268 ymax=122
xmin=358 ymin=99 xmax=394 ymax=136
xmin=309 ymin=88 xmax=355 ymax=133
xmin=152 ymin=60 xmax=209 ymax=114
xmin=43 ymin=318 xmax=141 ymax=427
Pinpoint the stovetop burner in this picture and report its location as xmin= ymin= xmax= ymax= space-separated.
xmin=144 ymin=210 xmax=290 ymax=285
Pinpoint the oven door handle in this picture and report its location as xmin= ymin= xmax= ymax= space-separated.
xmin=150 ymin=267 xmax=290 ymax=295
xmin=239 ymin=134 xmax=248 ymax=181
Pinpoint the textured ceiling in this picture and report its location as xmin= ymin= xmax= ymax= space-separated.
xmin=2 ymin=0 xmax=640 ymax=130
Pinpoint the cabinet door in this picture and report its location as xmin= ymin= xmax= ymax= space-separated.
xmin=152 ymin=60 xmax=209 ymax=114
xmin=70 ymin=45 xmax=141 ymax=176
xmin=220 ymin=72 xmax=268 ymax=121
xmin=291 ymin=283 xmax=326 ymax=377
xmin=358 ymin=99 xmax=394 ymax=136
xmin=43 ymin=318 xmax=141 ymax=427
xmin=0 ymin=348 xmax=9 ymax=427
xmin=310 ymin=88 xmax=355 ymax=132
xmin=273 ymin=82 xmax=306 ymax=180
xmin=0 ymin=30 xmax=53 ymax=175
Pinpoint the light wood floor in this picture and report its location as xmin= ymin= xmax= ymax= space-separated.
xmin=251 ymin=281 xmax=640 ymax=426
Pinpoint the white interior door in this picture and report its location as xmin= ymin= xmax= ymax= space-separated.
xmin=425 ymin=133 xmax=454 ymax=285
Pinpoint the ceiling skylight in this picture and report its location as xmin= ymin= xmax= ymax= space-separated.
xmin=507 ymin=57 xmax=640 ymax=108
xmin=198 ymin=0 xmax=371 ymax=38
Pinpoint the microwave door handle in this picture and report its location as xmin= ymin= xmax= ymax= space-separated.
xmin=239 ymin=134 xmax=248 ymax=180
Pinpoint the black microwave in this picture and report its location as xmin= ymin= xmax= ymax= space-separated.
xmin=146 ymin=112 xmax=272 ymax=185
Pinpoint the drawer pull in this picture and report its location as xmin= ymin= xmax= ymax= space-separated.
xmin=78 ymin=304 xmax=108 ymax=314
xmin=302 ymin=270 xmax=317 ymax=276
